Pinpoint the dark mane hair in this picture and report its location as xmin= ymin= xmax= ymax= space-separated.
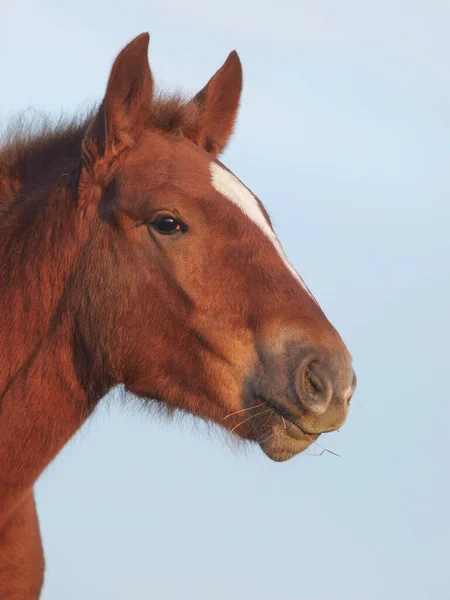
xmin=0 ymin=92 xmax=200 ymax=209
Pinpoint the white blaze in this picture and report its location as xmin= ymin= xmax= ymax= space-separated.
xmin=210 ymin=162 xmax=314 ymax=298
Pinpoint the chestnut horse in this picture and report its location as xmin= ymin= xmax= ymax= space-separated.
xmin=0 ymin=33 xmax=356 ymax=597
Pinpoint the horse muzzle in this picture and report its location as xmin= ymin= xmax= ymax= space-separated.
xmin=246 ymin=338 xmax=356 ymax=461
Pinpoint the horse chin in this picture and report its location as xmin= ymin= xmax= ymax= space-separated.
xmin=258 ymin=425 xmax=320 ymax=462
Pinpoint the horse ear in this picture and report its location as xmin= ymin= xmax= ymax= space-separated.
xmin=82 ymin=33 xmax=153 ymax=168
xmin=186 ymin=51 xmax=242 ymax=156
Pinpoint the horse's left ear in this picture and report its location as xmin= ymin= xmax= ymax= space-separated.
xmin=186 ymin=51 xmax=243 ymax=156
xmin=82 ymin=33 xmax=153 ymax=172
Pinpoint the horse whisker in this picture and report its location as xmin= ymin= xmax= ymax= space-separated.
xmin=223 ymin=402 xmax=265 ymax=420
xmin=257 ymin=429 xmax=278 ymax=446
xmin=230 ymin=409 xmax=272 ymax=433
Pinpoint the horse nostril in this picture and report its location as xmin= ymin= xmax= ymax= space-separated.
xmin=294 ymin=351 xmax=355 ymax=419
xmin=296 ymin=360 xmax=332 ymax=416
xmin=304 ymin=365 xmax=322 ymax=396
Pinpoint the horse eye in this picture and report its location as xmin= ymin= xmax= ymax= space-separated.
xmin=150 ymin=216 xmax=182 ymax=235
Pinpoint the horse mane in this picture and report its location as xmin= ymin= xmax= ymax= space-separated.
xmin=0 ymin=92 xmax=201 ymax=209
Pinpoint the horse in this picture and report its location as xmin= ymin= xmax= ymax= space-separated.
xmin=0 ymin=33 xmax=356 ymax=597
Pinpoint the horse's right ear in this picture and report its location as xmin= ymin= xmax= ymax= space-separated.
xmin=185 ymin=51 xmax=242 ymax=157
xmin=82 ymin=33 xmax=153 ymax=172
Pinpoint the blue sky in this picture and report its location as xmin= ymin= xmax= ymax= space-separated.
xmin=1 ymin=1 xmax=450 ymax=598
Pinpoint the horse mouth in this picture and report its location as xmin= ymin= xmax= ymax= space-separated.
xmin=261 ymin=398 xmax=317 ymax=437
xmin=253 ymin=397 xmax=320 ymax=462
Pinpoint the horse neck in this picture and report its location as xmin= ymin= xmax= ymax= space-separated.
xmin=0 ymin=158 xmax=109 ymax=521
xmin=0 ymin=320 xmax=100 ymax=523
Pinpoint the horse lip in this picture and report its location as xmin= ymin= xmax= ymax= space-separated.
xmin=258 ymin=397 xmax=319 ymax=437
